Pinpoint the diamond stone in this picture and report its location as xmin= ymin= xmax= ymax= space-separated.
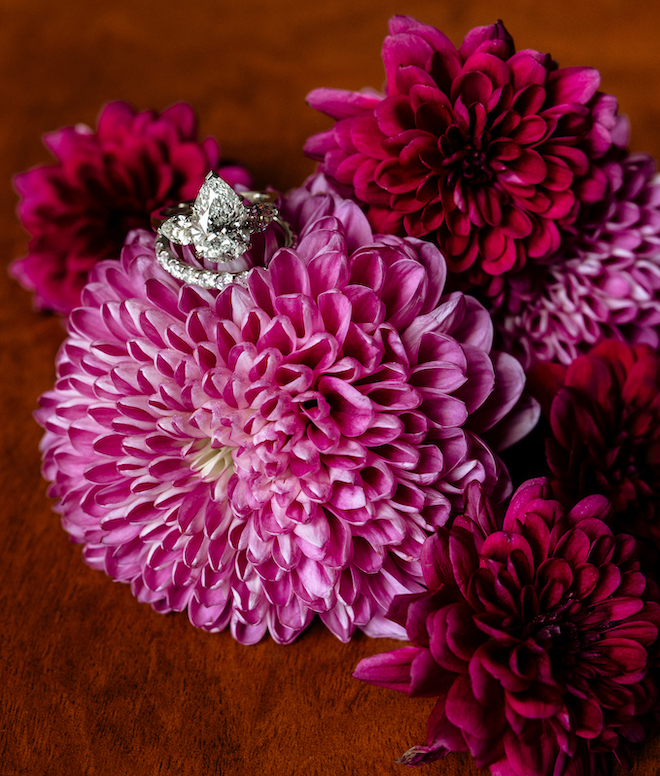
xmin=189 ymin=172 xmax=252 ymax=261
xmin=160 ymin=213 xmax=193 ymax=245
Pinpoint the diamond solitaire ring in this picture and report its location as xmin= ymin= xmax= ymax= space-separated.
xmin=153 ymin=171 xmax=294 ymax=289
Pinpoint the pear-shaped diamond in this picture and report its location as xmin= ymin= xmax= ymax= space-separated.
xmin=189 ymin=172 xmax=252 ymax=261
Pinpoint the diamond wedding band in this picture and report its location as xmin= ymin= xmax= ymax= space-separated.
xmin=153 ymin=171 xmax=294 ymax=289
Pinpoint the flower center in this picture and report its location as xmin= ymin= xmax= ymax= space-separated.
xmin=189 ymin=440 xmax=235 ymax=481
xmin=441 ymin=126 xmax=494 ymax=186
xmin=522 ymin=598 xmax=603 ymax=674
xmin=533 ymin=617 xmax=581 ymax=656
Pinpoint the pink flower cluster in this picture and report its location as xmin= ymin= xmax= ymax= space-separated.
xmin=16 ymin=13 xmax=660 ymax=776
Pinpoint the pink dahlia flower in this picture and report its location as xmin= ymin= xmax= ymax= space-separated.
xmin=12 ymin=101 xmax=252 ymax=314
xmin=354 ymin=478 xmax=660 ymax=774
xmin=305 ymin=16 xmax=625 ymax=293
xmin=493 ymin=152 xmax=660 ymax=369
xmin=36 ymin=182 xmax=534 ymax=644
xmin=529 ymin=340 xmax=660 ymax=547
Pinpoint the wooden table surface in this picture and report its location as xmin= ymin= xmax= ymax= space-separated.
xmin=2 ymin=1 xmax=660 ymax=774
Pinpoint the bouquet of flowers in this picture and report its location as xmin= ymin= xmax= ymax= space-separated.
xmin=15 ymin=15 xmax=660 ymax=776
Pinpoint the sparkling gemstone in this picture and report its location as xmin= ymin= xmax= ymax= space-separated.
xmin=160 ymin=213 xmax=193 ymax=245
xmin=189 ymin=172 xmax=251 ymax=261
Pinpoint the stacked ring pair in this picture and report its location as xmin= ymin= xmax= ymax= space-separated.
xmin=152 ymin=171 xmax=294 ymax=289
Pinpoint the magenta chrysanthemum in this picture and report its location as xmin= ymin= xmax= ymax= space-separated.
xmin=493 ymin=152 xmax=660 ymax=369
xmin=36 ymin=181 xmax=535 ymax=644
xmin=529 ymin=340 xmax=660 ymax=547
xmin=354 ymin=479 xmax=660 ymax=775
xmin=11 ymin=101 xmax=252 ymax=314
xmin=305 ymin=16 xmax=624 ymax=292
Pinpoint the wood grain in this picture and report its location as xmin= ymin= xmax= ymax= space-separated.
xmin=1 ymin=1 xmax=659 ymax=774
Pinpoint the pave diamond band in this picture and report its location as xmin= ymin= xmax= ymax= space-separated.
xmin=153 ymin=171 xmax=293 ymax=288
xmin=155 ymin=238 xmax=250 ymax=289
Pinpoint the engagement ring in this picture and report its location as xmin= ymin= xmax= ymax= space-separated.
xmin=153 ymin=171 xmax=293 ymax=289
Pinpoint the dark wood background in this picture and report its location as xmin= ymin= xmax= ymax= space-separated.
xmin=2 ymin=1 xmax=660 ymax=774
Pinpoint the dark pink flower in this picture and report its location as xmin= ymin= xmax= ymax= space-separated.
xmin=354 ymin=478 xmax=660 ymax=774
xmin=12 ymin=101 xmax=252 ymax=314
xmin=529 ymin=340 xmax=660 ymax=547
xmin=492 ymin=152 xmax=660 ymax=369
xmin=305 ymin=16 xmax=625 ymax=293
xmin=36 ymin=181 xmax=534 ymax=644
